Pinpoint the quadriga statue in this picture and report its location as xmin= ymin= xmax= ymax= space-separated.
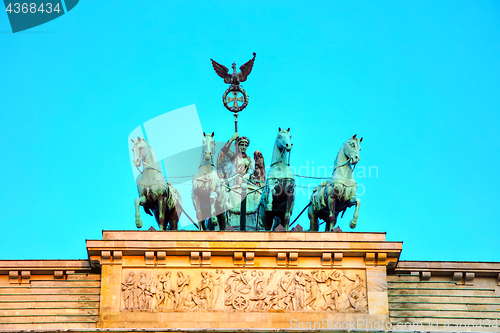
xmin=131 ymin=137 xmax=183 ymax=230
xmin=308 ymin=134 xmax=362 ymax=231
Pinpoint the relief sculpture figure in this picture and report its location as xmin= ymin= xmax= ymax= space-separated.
xmin=122 ymin=271 xmax=135 ymax=310
xmin=174 ymin=271 xmax=191 ymax=309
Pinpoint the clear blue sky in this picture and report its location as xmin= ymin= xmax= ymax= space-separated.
xmin=1 ymin=1 xmax=499 ymax=262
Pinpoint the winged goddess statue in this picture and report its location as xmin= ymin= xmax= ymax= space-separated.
xmin=211 ymin=53 xmax=256 ymax=88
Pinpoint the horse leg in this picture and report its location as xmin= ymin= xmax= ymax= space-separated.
xmin=135 ymin=196 xmax=146 ymax=228
xmin=308 ymin=204 xmax=318 ymax=232
xmin=158 ymin=196 xmax=167 ymax=230
xmin=327 ymin=194 xmax=336 ymax=232
xmin=193 ymin=194 xmax=205 ymax=230
xmin=283 ymin=183 xmax=295 ymax=230
xmin=348 ymin=197 xmax=361 ymax=229
xmin=267 ymin=180 xmax=276 ymax=211
xmin=217 ymin=212 xmax=226 ymax=231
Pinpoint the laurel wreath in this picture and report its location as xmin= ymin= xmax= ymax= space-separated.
xmin=223 ymin=85 xmax=249 ymax=113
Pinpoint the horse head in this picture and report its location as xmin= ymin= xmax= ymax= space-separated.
xmin=201 ymin=132 xmax=216 ymax=166
xmin=342 ymin=134 xmax=363 ymax=165
xmin=131 ymin=137 xmax=149 ymax=168
xmin=277 ymin=127 xmax=293 ymax=152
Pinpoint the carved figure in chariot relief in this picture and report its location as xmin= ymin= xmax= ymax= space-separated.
xmin=136 ymin=271 xmax=153 ymax=310
xmin=294 ymin=271 xmax=306 ymax=310
xmin=197 ymin=270 xmax=214 ymax=309
xmin=152 ymin=273 xmax=165 ymax=309
xmin=174 ymin=271 xmax=191 ymax=309
xmin=211 ymin=269 xmax=225 ymax=306
xmin=225 ymin=270 xmax=256 ymax=310
xmin=162 ymin=271 xmax=175 ymax=309
xmin=304 ymin=270 xmax=321 ymax=310
xmin=122 ymin=271 xmax=136 ymax=310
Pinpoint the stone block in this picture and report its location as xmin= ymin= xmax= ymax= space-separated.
xmin=54 ymin=271 xmax=64 ymax=279
xmin=420 ymin=271 xmax=431 ymax=280
xmin=289 ymin=252 xmax=298 ymax=266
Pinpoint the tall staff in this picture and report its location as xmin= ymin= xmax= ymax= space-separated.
xmin=211 ymin=53 xmax=257 ymax=230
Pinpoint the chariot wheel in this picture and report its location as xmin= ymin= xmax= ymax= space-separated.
xmin=232 ymin=295 xmax=248 ymax=310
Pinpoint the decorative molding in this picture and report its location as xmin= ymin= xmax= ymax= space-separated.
xmin=322 ymin=253 xmax=332 ymax=265
xmin=420 ymin=271 xmax=431 ymax=281
xmin=453 ymin=272 xmax=463 ymax=284
xmin=377 ymin=253 xmax=387 ymax=266
xmin=333 ymin=252 xmax=343 ymax=266
xmin=365 ymin=253 xmax=375 ymax=266
xmin=234 ymin=252 xmax=244 ymax=265
xmin=245 ymin=252 xmax=254 ymax=266
xmin=113 ymin=251 xmax=123 ymax=265
xmin=202 ymin=252 xmax=211 ymax=266
xmin=54 ymin=270 xmax=64 ymax=279
xmin=9 ymin=271 xmax=19 ymax=284
xmin=21 ymin=270 xmax=30 ymax=284
xmin=145 ymin=251 xmax=155 ymax=266
xmin=289 ymin=253 xmax=298 ymax=266
xmin=190 ymin=252 xmax=200 ymax=265
xmin=464 ymin=272 xmax=475 ymax=285
xmin=101 ymin=251 xmax=111 ymax=265
xmin=277 ymin=253 xmax=287 ymax=266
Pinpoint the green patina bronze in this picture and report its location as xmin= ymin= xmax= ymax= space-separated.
xmin=308 ymin=135 xmax=363 ymax=231
xmin=131 ymin=137 xmax=182 ymax=230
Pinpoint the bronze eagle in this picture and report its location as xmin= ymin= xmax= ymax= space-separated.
xmin=211 ymin=53 xmax=256 ymax=86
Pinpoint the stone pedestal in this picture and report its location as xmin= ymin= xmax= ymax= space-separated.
xmin=87 ymin=231 xmax=402 ymax=329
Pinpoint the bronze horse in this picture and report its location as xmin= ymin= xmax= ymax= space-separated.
xmin=308 ymin=135 xmax=362 ymax=231
xmin=192 ymin=133 xmax=228 ymax=230
xmin=131 ymin=137 xmax=182 ymax=230
xmin=259 ymin=128 xmax=295 ymax=231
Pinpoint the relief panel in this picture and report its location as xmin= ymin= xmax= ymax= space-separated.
xmin=121 ymin=268 xmax=368 ymax=313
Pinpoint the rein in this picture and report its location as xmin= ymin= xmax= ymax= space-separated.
xmin=270 ymin=145 xmax=291 ymax=167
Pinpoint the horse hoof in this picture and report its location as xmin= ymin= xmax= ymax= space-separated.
xmin=136 ymin=219 xmax=143 ymax=228
xmin=349 ymin=219 xmax=357 ymax=229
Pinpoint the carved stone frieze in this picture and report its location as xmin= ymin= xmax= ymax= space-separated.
xmin=121 ymin=269 xmax=367 ymax=313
